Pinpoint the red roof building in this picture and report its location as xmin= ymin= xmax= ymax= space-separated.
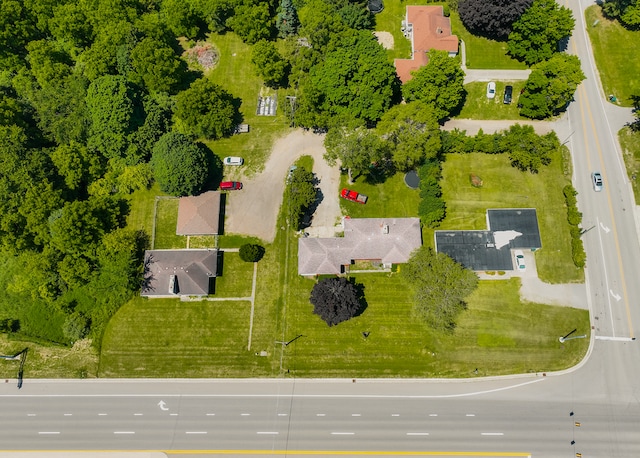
xmin=394 ymin=5 xmax=459 ymax=84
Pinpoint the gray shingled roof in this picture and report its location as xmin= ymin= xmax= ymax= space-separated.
xmin=141 ymin=249 xmax=218 ymax=297
xmin=298 ymin=218 xmax=422 ymax=275
xmin=176 ymin=191 xmax=221 ymax=235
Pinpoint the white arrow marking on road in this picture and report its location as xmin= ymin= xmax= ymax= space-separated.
xmin=600 ymin=222 xmax=610 ymax=233
xmin=610 ymin=290 xmax=621 ymax=301
xmin=158 ymin=400 xmax=169 ymax=411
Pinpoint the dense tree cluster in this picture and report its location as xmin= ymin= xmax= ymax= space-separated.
xmin=603 ymin=0 xmax=640 ymax=29
xmin=418 ymin=159 xmax=446 ymax=228
xmin=310 ymin=277 xmax=365 ymax=326
xmin=286 ymin=165 xmax=318 ymax=230
xmin=401 ymin=247 xmax=478 ymax=332
xmin=507 ymin=0 xmax=575 ymax=65
xmin=519 ymin=54 xmax=585 ymax=119
xmin=459 ymin=0 xmax=534 ymax=40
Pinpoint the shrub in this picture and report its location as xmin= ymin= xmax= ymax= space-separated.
xmin=239 ymin=244 xmax=265 ymax=262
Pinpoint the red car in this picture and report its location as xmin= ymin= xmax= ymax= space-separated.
xmin=220 ymin=181 xmax=243 ymax=190
xmin=340 ymin=188 xmax=368 ymax=204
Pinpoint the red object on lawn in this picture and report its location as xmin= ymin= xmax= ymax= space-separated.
xmin=340 ymin=188 xmax=368 ymax=204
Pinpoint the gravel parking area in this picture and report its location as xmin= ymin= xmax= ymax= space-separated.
xmin=224 ymin=129 xmax=341 ymax=242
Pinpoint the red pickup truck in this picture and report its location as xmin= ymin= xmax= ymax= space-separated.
xmin=340 ymin=188 xmax=368 ymax=204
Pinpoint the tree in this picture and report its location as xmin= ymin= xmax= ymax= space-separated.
xmin=401 ymin=246 xmax=478 ymax=331
xmin=507 ymin=0 xmax=575 ymax=65
xmin=0 ymin=0 xmax=41 ymax=70
xmin=86 ymin=75 xmax=142 ymax=159
xmin=376 ymin=101 xmax=441 ymax=171
xmin=150 ymin=132 xmax=210 ymax=196
xmin=303 ymin=30 xmax=399 ymax=127
xmin=458 ymin=0 xmax=533 ymax=40
xmin=418 ymin=159 xmax=446 ymax=227
xmin=174 ymin=78 xmax=239 ymax=140
xmin=160 ymin=0 xmax=201 ymax=38
xmin=519 ymin=53 xmax=585 ymax=119
xmin=227 ymin=1 xmax=274 ymax=44
xmin=603 ymin=0 xmax=640 ymax=29
xmin=50 ymin=141 xmax=104 ymax=192
xmin=49 ymin=2 xmax=94 ymax=48
xmin=239 ymin=243 xmax=265 ymax=262
xmin=499 ymin=124 xmax=559 ymax=173
xmin=337 ymin=2 xmax=374 ymax=30
xmin=324 ymin=124 xmax=389 ymax=183
xmin=309 ymin=277 xmax=365 ymax=326
xmin=190 ymin=0 xmax=237 ymax=34
xmin=276 ymin=0 xmax=300 ymax=37
xmin=25 ymin=39 xmax=73 ymax=88
xmin=286 ymin=165 xmax=317 ymax=229
xmin=402 ymin=50 xmax=465 ymax=122
xmin=250 ymin=40 xmax=289 ymax=88
xmin=129 ymin=37 xmax=187 ymax=93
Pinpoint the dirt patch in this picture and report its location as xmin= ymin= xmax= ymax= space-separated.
xmin=373 ymin=31 xmax=394 ymax=50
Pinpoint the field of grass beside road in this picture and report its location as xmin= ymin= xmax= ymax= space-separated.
xmin=437 ymin=151 xmax=583 ymax=284
xmin=457 ymin=81 xmax=527 ymax=120
xmin=585 ymin=6 xmax=640 ymax=107
xmin=619 ymin=127 xmax=640 ymax=203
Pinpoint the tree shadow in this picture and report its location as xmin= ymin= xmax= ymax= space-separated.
xmin=350 ymin=278 xmax=369 ymax=318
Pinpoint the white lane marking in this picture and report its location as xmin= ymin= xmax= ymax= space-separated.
xmin=206 ymin=413 xmax=216 ymax=416
xmin=481 ymin=432 xmax=504 ymax=436
xmin=278 ymin=413 xmax=288 ymax=416
xmin=170 ymin=413 xmax=178 ymax=416
xmin=331 ymin=432 xmax=355 ymax=435
xmin=27 ymin=414 xmax=36 ymax=417
xmin=596 ymin=336 xmax=636 ymax=341
xmin=38 ymin=432 xmax=60 ymax=435
xmin=391 ymin=414 xmax=400 ymax=417
xmin=257 ymin=431 xmax=279 ymax=435
xmin=114 ymin=431 xmax=135 ymax=435
xmin=597 ymin=217 xmax=616 ymax=337
xmin=466 ymin=414 xmax=476 ymax=417
xmin=134 ymin=413 xmax=143 ymax=416
xmin=98 ymin=413 xmax=107 ymax=416
xmin=241 ymin=413 xmax=251 ymax=416
xmin=429 ymin=414 xmax=438 ymax=417
xmin=351 ymin=413 xmax=361 ymax=417
xmin=0 ymin=379 xmax=545 ymax=399
xmin=407 ymin=432 xmax=429 ymax=436
xmin=186 ymin=431 xmax=207 ymax=434
xmin=63 ymin=413 xmax=72 ymax=416
xmin=316 ymin=413 xmax=326 ymax=416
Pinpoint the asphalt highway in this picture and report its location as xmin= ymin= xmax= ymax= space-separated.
xmin=1 ymin=1 xmax=639 ymax=457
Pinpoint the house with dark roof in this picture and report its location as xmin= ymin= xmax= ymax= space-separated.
xmin=394 ymin=5 xmax=459 ymax=84
xmin=435 ymin=209 xmax=542 ymax=271
xmin=141 ymin=249 xmax=218 ymax=297
xmin=298 ymin=218 xmax=422 ymax=276
xmin=176 ymin=191 xmax=221 ymax=236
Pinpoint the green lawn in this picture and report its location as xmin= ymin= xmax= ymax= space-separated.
xmin=585 ymin=6 xmax=640 ymax=107
xmin=203 ymin=33 xmax=291 ymax=178
xmin=153 ymin=197 xmax=186 ymax=249
xmin=436 ymin=151 xmax=583 ymax=284
xmin=449 ymin=12 xmax=527 ymax=70
xmin=339 ymin=171 xmax=421 ymax=218
xmin=619 ymin=127 xmax=640 ymax=203
xmin=214 ymin=251 xmax=254 ymax=298
xmin=457 ymin=81 xmax=527 ymax=120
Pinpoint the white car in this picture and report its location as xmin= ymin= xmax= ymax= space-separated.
xmin=486 ymin=82 xmax=496 ymax=99
xmin=514 ymin=250 xmax=526 ymax=271
xmin=223 ymin=156 xmax=244 ymax=166
xmin=592 ymin=172 xmax=603 ymax=192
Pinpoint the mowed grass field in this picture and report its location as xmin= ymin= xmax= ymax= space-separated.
xmin=585 ymin=6 xmax=640 ymax=107
xmin=619 ymin=127 xmax=640 ymax=203
xmin=457 ymin=81 xmax=527 ymax=120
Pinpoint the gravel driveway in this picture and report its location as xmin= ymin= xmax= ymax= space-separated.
xmin=224 ymin=129 xmax=341 ymax=242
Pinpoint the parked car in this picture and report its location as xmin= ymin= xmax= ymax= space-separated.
xmin=223 ymin=156 xmax=244 ymax=166
xmin=514 ymin=250 xmax=526 ymax=271
xmin=340 ymin=188 xmax=368 ymax=204
xmin=220 ymin=181 xmax=243 ymax=190
xmin=486 ymin=82 xmax=496 ymax=99
xmin=503 ymin=85 xmax=513 ymax=104
xmin=592 ymin=172 xmax=603 ymax=192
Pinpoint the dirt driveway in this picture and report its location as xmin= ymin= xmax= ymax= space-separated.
xmin=224 ymin=129 xmax=342 ymax=242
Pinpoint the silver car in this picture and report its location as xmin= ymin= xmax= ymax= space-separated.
xmin=592 ymin=172 xmax=603 ymax=192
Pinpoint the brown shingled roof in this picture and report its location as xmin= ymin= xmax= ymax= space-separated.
xmin=176 ymin=191 xmax=221 ymax=236
xmin=394 ymin=5 xmax=459 ymax=83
